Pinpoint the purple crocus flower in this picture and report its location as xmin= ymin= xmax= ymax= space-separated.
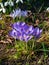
xmin=32 ymin=27 xmax=42 ymax=38
xmin=9 ymin=22 xmax=42 ymax=42
xmin=10 ymin=9 xmax=21 ymax=19
xmin=21 ymin=10 xmax=28 ymax=17
xmin=10 ymin=9 xmax=28 ymax=19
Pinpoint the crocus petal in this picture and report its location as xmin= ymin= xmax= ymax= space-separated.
xmin=32 ymin=27 xmax=42 ymax=38
xmin=37 ymin=29 xmax=42 ymax=38
xmin=23 ymin=24 xmax=29 ymax=31
xmin=10 ymin=11 xmax=16 ymax=18
xmin=36 ymin=28 xmax=40 ymax=36
xmin=25 ymin=36 xmax=33 ymax=42
xmin=12 ymin=22 xmax=21 ymax=32
xmin=21 ymin=11 xmax=28 ymax=17
xmin=9 ymin=29 xmax=17 ymax=39
xmin=12 ymin=22 xmax=26 ymax=32
xmin=35 ymin=28 xmax=42 ymax=38
xmin=15 ymin=9 xmax=21 ymax=17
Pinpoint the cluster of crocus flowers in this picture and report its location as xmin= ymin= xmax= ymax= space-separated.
xmin=10 ymin=9 xmax=28 ymax=19
xmin=9 ymin=22 xmax=42 ymax=42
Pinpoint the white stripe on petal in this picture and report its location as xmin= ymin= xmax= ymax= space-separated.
xmin=21 ymin=22 xmax=25 ymax=26
xmin=29 ymin=26 xmax=33 ymax=31
xmin=36 ymin=28 xmax=39 ymax=35
xmin=17 ymin=22 xmax=20 ymax=25
xmin=40 ymin=29 xmax=42 ymax=33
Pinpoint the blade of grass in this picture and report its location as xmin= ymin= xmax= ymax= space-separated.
xmin=41 ymin=42 xmax=47 ymax=56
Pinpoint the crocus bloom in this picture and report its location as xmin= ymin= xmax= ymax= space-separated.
xmin=10 ymin=9 xmax=21 ymax=18
xmin=16 ymin=0 xmax=23 ymax=3
xmin=10 ymin=9 xmax=28 ymax=19
xmin=0 ymin=3 xmax=6 ymax=13
xmin=9 ymin=22 xmax=42 ymax=42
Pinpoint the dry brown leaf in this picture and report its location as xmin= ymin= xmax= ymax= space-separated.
xmin=0 ymin=40 xmax=9 ymax=44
